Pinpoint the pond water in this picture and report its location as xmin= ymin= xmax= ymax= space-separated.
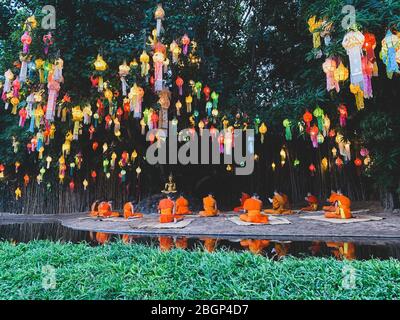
xmin=1 ymin=222 xmax=400 ymax=261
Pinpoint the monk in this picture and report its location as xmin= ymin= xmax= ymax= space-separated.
xmin=89 ymin=200 xmax=100 ymax=217
xmin=233 ymin=192 xmax=251 ymax=212
xmin=98 ymin=201 xmax=120 ymax=218
xmin=158 ymin=195 xmax=183 ymax=223
xmin=95 ymin=232 xmax=110 ymax=245
xmin=323 ymin=191 xmax=339 ymax=212
xmin=240 ymin=239 xmax=270 ymax=254
xmin=300 ymin=193 xmax=319 ymax=211
xmin=123 ymin=201 xmax=143 ymax=219
xmin=202 ymin=238 xmax=217 ymax=252
xmin=175 ymin=194 xmax=192 ymax=215
xmin=240 ymin=194 xmax=269 ymax=223
xmin=324 ymin=190 xmax=352 ymax=219
xmin=264 ymin=191 xmax=293 ymax=215
xmin=199 ymin=193 xmax=219 ymax=217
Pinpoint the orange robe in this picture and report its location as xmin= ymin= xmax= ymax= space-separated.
xmin=202 ymin=238 xmax=217 ymax=252
xmin=158 ymin=198 xmax=183 ymax=223
xmin=326 ymin=242 xmax=356 ymax=260
xmin=325 ymin=195 xmax=352 ymax=219
xmin=89 ymin=201 xmax=100 ymax=217
xmin=240 ymin=198 xmax=269 ymax=223
xmin=175 ymin=196 xmax=192 ymax=215
xmin=95 ymin=232 xmax=110 ymax=244
xmin=323 ymin=193 xmax=339 ymax=212
xmin=199 ymin=196 xmax=219 ymax=217
xmin=98 ymin=202 xmax=120 ymax=218
xmin=264 ymin=194 xmax=293 ymax=214
xmin=274 ymin=243 xmax=290 ymax=258
xmin=123 ymin=202 xmax=143 ymax=219
xmin=175 ymin=237 xmax=188 ymax=249
xmin=159 ymin=236 xmax=174 ymax=251
xmin=233 ymin=193 xmax=251 ymax=212
xmin=240 ymin=239 xmax=270 ymax=254
xmin=301 ymin=195 xmax=319 ymax=211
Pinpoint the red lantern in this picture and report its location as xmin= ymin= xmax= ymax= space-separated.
xmin=303 ymin=110 xmax=313 ymax=131
xmin=0 ymin=164 xmax=5 ymax=178
xmin=91 ymin=170 xmax=97 ymax=181
xmin=92 ymin=142 xmax=99 ymax=151
xmin=149 ymin=75 xmax=155 ymax=87
xmin=309 ymin=164 xmax=316 ymax=176
xmin=23 ymin=174 xmax=30 ymax=187
xmin=69 ymin=180 xmax=75 ymax=191
xmin=176 ymin=77 xmax=184 ymax=96
xmin=328 ymin=129 xmax=336 ymax=138
xmin=338 ymin=104 xmax=348 ymax=127
xmin=363 ymin=32 xmax=376 ymax=62
xmin=354 ymin=158 xmax=362 ymax=167
xmin=309 ymin=125 xmax=319 ymax=148
xmin=89 ymin=125 xmax=95 ymax=140
xmin=335 ymin=157 xmax=344 ymax=168
xmin=203 ymin=86 xmax=211 ymax=101
xmin=90 ymin=76 xmax=99 ymax=87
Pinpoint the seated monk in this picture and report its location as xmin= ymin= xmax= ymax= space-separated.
xmin=300 ymin=193 xmax=319 ymax=211
xmin=240 ymin=194 xmax=269 ymax=223
xmin=199 ymin=193 xmax=219 ymax=217
xmin=324 ymin=191 xmax=352 ymax=219
xmin=123 ymin=201 xmax=143 ymax=219
xmin=89 ymin=200 xmax=100 ymax=217
xmin=240 ymin=239 xmax=270 ymax=254
xmin=158 ymin=196 xmax=183 ymax=223
xmin=175 ymin=194 xmax=192 ymax=215
xmin=233 ymin=192 xmax=251 ymax=212
xmin=264 ymin=191 xmax=293 ymax=215
xmin=323 ymin=191 xmax=339 ymax=212
xmin=98 ymin=201 xmax=120 ymax=218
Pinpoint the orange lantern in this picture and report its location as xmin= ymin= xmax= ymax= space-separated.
xmin=203 ymin=85 xmax=211 ymax=101
xmin=303 ymin=110 xmax=313 ymax=131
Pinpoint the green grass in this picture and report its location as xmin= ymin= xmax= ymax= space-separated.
xmin=0 ymin=241 xmax=399 ymax=300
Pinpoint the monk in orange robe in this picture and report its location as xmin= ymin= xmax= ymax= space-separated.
xmin=98 ymin=201 xmax=120 ymax=218
xmin=324 ymin=191 xmax=352 ymax=219
xmin=89 ymin=200 xmax=100 ymax=217
xmin=240 ymin=194 xmax=269 ymax=223
xmin=175 ymin=237 xmax=188 ymax=249
xmin=264 ymin=192 xmax=293 ymax=214
xmin=95 ymin=232 xmax=110 ymax=245
xmin=240 ymin=239 xmax=270 ymax=254
xmin=323 ymin=191 xmax=339 ymax=212
xmin=326 ymin=242 xmax=356 ymax=260
xmin=233 ymin=192 xmax=251 ymax=212
xmin=123 ymin=201 xmax=143 ymax=219
xmin=175 ymin=195 xmax=192 ymax=215
xmin=300 ymin=193 xmax=319 ymax=211
xmin=158 ymin=196 xmax=183 ymax=223
xmin=201 ymin=238 xmax=217 ymax=252
xmin=199 ymin=194 xmax=219 ymax=217
xmin=159 ymin=236 xmax=174 ymax=251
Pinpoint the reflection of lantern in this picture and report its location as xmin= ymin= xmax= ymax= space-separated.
xmin=259 ymin=123 xmax=267 ymax=144
xmin=354 ymin=158 xmax=362 ymax=167
xmin=335 ymin=157 xmax=344 ymax=168
xmin=203 ymin=86 xmax=211 ymax=101
xmin=309 ymin=164 xmax=316 ymax=176
xmin=175 ymin=100 xmax=182 ymax=116
xmin=338 ymin=104 xmax=348 ymax=127
xmin=309 ymin=125 xmax=319 ymax=148
xmin=321 ymin=157 xmax=328 ymax=172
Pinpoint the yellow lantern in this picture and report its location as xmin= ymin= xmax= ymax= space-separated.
xmin=154 ymin=4 xmax=165 ymax=36
xmin=334 ymin=62 xmax=349 ymax=82
xmin=83 ymin=179 xmax=89 ymax=191
xmin=140 ymin=51 xmax=150 ymax=77
xmin=332 ymin=147 xmax=337 ymax=157
xmin=71 ymin=106 xmax=83 ymax=140
xmin=321 ymin=157 xmax=328 ymax=172
xmin=94 ymin=54 xmax=107 ymax=71
xmin=130 ymin=59 xmax=138 ymax=68
xmin=271 ymin=162 xmax=276 ymax=171
xmin=104 ymin=88 xmax=113 ymax=104
xmin=185 ymin=95 xmax=193 ymax=113
xmin=15 ymin=187 xmax=22 ymax=200
xmin=35 ymin=58 xmax=45 ymax=83
xmin=10 ymin=97 xmax=19 ymax=115
xmin=176 ymin=100 xmax=182 ymax=116
xmin=259 ymin=123 xmax=268 ymax=143
xmin=131 ymin=150 xmax=138 ymax=161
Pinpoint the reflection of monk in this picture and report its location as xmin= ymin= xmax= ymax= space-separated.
xmin=233 ymin=193 xmax=251 ymax=212
xmin=240 ymin=194 xmax=269 ymax=223
xmin=240 ymin=239 xmax=270 ymax=254
xmin=201 ymin=238 xmax=217 ymax=252
xmin=310 ymin=241 xmax=322 ymax=256
xmin=158 ymin=196 xmax=183 ymax=223
xmin=95 ymin=232 xmax=110 ymax=245
xmin=199 ymin=194 xmax=219 ymax=217
xmin=264 ymin=192 xmax=293 ymax=214
xmin=324 ymin=190 xmax=352 ymax=219
xmin=159 ymin=236 xmax=174 ymax=251
xmin=175 ymin=237 xmax=188 ymax=249
xmin=273 ymin=243 xmax=291 ymax=258
xmin=300 ymin=193 xmax=318 ymax=211
xmin=122 ymin=234 xmax=133 ymax=244
xmin=175 ymin=195 xmax=192 ymax=215
xmin=326 ymin=242 xmax=356 ymax=260
xmin=123 ymin=202 xmax=143 ymax=219
xmin=98 ymin=201 xmax=120 ymax=218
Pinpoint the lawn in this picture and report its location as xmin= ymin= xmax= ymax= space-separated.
xmin=0 ymin=241 xmax=399 ymax=300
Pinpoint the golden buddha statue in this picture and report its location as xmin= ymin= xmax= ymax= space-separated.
xmin=162 ymin=173 xmax=177 ymax=194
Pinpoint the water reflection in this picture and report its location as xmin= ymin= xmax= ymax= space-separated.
xmin=1 ymin=223 xmax=400 ymax=261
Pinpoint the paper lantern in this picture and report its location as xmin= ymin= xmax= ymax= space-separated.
xmin=309 ymin=125 xmax=319 ymax=148
xmin=322 ymin=58 xmax=339 ymax=92
xmin=321 ymin=157 xmax=328 ymax=172
xmin=380 ymin=30 xmax=400 ymax=79
xmin=170 ymin=41 xmax=181 ymax=64
xmin=176 ymin=100 xmax=182 ymax=116
xmin=342 ymin=30 xmax=365 ymax=86
xmin=83 ymin=179 xmax=89 ymax=191
xmin=307 ymin=16 xmax=322 ymax=49
xmin=335 ymin=157 xmax=344 ymax=168
xmin=271 ymin=162 xmax=276 ymax=171
xmin=119 ymin=61 xmax=130 ymax=96
xmin=185 ymin=95 xmax=193 ymax=113
xmin=43 ymin=32 xmax=53 ymax=55
xmin=94 ymin=54 xmax=107 ymax=71
xmin=313 ymin=106 xmax=324 ymax=131
xmin=283 ymin=119 xmax=292 ymax=141
xmin=211 ymin=92 xmax=219 ymax=109
xmin=309 ymin=164 xmax=316 ymax=176
xmin=182 ymin=34 xmax=191 ymax=55
xmin=334 ymin=62 xmax=349 ymax=82
xmin=153 ymin=52 xmax=165 ymax=92
xmin=203 ymin=85 xmax=211 ymax=101
xmin=338 ymin=104 xmax=348 ymax=127
xmin=154 ymin=4 xmax=165 ymax=36
xmin=176 ymin=77 xmax=184 ymax=95
xmin=140 ymin=51 xmax=150 ymax=77
xmin=91 ymin=170 xmax=97 ymax=181
xmin=360 ymin=148 xmax=369 ymax=157
xmin=15 ymin=187 xmax=22 ymax=200
xmin=303 ymin=110 xmax=313 ymax=131
xmin=136 ymin=166 xmax=142 ymax=177
xmin=354 ymin=158 xmax=362 ymax=167
xmin=350 ymin=84 xmax=365 ymax=110
xmin=0 ymin=164 xmax=4 ymax=179
xmin=24 ymin=174 xmax=30 ymax=186
xmin=21 ymin=31 xmax=32 ymax=54
xmin=259 ymin=123 xmax=267 ymax=143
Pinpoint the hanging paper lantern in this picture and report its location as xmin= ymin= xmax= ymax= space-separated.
xmin=309 ymin=125 xmax=319 ymax=148
xmin=363 ymin=32 xmax=377 ymax=63
xmin=69 ymin=180 xmax=75 ymax=192
xmin=15 ymin=187 xmax=22 ymax=200
xmin=334 ymin=62 xmax=349 ymax=82
xmin=342 ymin=30 xmax=365 ymax=86
xmin=175 ymin=100 xmax=182 ymax=116
xmin=323 ymin=114 xmax=331 ymax=137
xmin=321 ymin=157 xmax=328 ymax=172
xmin=293 ymin=159 xmax=300 ymax=167
xmin=94 ymin=54 xmax=107 ymax=92
xmin=24 ymin=174 xmax=30 ymax=187
xmin=43 ymin=32 xmax=53 ymax=55
xmin=83 ymin=179 xmax=89 ymax=191
xmin=360 ymin=148 xmax=369 ymax=157
xmin=338 ymin=104 xmax=348 ymax=127
xmin=136 ymin=166 xmax=142 ymax=177
xmin=71 ymin=106 xmax=83 ymax=140
xmin=170 ymin=41 xmax=181 ymax=64
xmin=271 ymin=162 xmax=276 ymax=171
xmin=176 ymin=77 xmax=184 ymax=96
xmin=0 ymin=164 xmax=5 ymax=179
xmin=322 ymin=58 xmax=339 ymax=92
xmin=259 ymin=123 xmax=267 ymax=143
xmin=307 ymin=16 xmax=322 ymax=49
xmin=328 ymin=129 xmax=336 ymax=138
xmin=335 ymin=157 xmax=344 ymax=168
xmin=332 ymin=147 xmax=337 ymax=157
xmin=21 ymin=31 xmax=32 ymax=54
xmin=140 ymin=51 xmax=150 ymax=77
xmin=313 ymin=106 xmax=324 ymax=132
xmin=91 ymin=170 xmax=97 ymax=182
xmin=354 ymin=158 xmax=363 ymax=167
xmin=185 ymin=95 xmax=193 ymax=113
xmin=309 ymin=163 xmax=316 ymax=176
xmin=283 ymin=119 xmax=292 ymax=141
xmin=349 ymin=84 xmax=365 ymax=110
xmin=153 ymin=52 xmax=165 ymax=92
xmin=317 ymin=133 xmax=324 ymax=144
xmin=182 ymin=34 xmax=191 ymax=55
xmin=203 ymin=85 xmax=211 ymax=101
xmin=361 ymin=56 xmax=374 ymax=99
xmin=380 ymin=30 xmax=400 ymax=79
xmin=303 ymin=110 xmax=313 ymax=132
xmin=211 ymin=92 xmax=219 ymax=109
xmin=119 ymin=61 xmax=130 ymax=96
xmin=154 ymin=3 xmax=165 ymax=36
